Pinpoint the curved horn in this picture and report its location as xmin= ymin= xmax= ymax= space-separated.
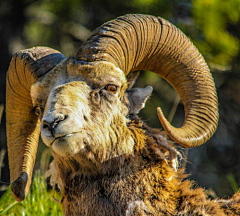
xmin=77 ymin=14 xmax=219 ymax=148
xmin=6 ymin=47 xmax=65 ymax=201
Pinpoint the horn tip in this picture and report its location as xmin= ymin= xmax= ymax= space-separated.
xmin=157 ymin=107 xmax=166 ymax=123
xmin=11 ymin=172 xmax=28 ymax=202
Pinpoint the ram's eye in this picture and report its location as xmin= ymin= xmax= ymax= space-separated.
xmin=34 ymin=106 xmax=42 ymax=116
xmin=105 ymin=84 xmax=117 ymax=94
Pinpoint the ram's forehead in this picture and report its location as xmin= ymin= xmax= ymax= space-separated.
xmin=67 ymin=58 xmax=126 ymax=84
xmin=31 ymin=58 xmax=127 ymax=105
xmin=31 ymin=60 xmax=68 ymax=105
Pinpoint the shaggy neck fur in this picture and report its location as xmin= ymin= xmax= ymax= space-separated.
xmin=47 ymin=120 xmax=240 ymax=216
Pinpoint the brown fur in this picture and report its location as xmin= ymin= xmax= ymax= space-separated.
xmin=48 ymin=118 xmax=240 ymax=215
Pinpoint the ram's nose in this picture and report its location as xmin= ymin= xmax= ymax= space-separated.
xmin=42 ymin=113 xmax=67 ymax=136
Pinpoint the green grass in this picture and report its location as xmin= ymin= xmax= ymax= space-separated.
xmin=227 ymin=173 xmax=239 ymax=193
xmin=0 ymin=171 xmax=63 ymax=216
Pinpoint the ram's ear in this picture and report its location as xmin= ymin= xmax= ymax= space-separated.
xmin=127 ymin=86 xmax=153 ymax=115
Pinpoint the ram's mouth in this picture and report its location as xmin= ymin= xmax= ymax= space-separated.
xmin=57 ymin=133 xmax=74 ymax=140
xmin=50 ymin=132 xmax=79 ymax=145
xmin=50 ymin=136 xmax=65 ymax=146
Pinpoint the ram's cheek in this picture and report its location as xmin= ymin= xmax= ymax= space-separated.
xmin=51 ymin=133 xmax=85 ymax=157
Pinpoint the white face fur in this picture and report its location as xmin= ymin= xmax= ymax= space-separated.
xmin=40 ymin=81 xmax=92 ymax=157
xmin=31 ymin=59 xmax=134 ymax=159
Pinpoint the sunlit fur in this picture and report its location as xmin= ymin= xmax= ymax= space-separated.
xmin=31 ymin=59 xmax=239 ymax=215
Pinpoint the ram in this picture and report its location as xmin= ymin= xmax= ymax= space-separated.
xmin=6 ymin=14 xmax=240 ymax=215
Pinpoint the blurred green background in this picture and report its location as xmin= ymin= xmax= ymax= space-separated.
xmin=0 ymin=0 xmax=240 ymax=214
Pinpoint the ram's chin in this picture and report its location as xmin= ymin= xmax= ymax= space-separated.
xmin=51 ymin=133 xmax=85 ymax=157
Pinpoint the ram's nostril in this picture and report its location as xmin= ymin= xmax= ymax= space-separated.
xmin=43 ymin=121 xmax=50 ymax=130
xmin=64 ymin=114 xmax=69 ymax=120
xmin=42 ymin=113 xmax=68 ymax=132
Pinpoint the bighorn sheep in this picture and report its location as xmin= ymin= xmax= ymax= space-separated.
xmin=6 ymin=14 xmax=240 ymax=215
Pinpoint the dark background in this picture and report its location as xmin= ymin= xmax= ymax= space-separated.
xmin=0 ymin=0 xmax=239 ymax=198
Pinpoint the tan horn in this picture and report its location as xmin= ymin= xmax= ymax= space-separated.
xmin=6 ymin=47 xmax=65 ymax=201
xmin=77 ymin=14 xmax=219 ymax=148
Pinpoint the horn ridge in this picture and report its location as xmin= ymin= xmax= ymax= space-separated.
xmin=78 ymin=14 xmax=219 ymax=147
xmin=6 ymin=47 xmax=65 ymax=201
